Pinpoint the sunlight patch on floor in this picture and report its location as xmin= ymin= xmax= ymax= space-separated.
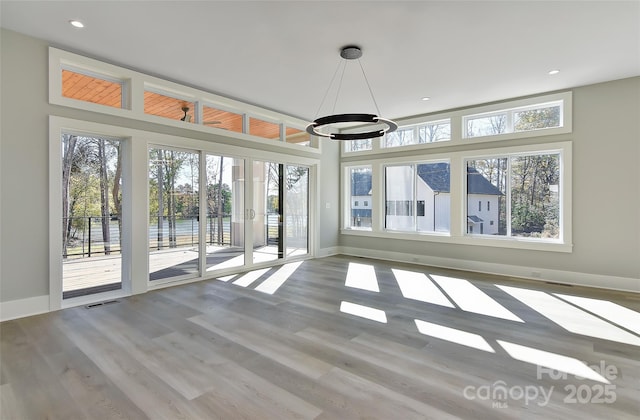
xmin=345 ymin=263 xmax=380 ymax=292
xmin=554 ymin=293 xmax=640 ymax=336
xmin=392 ymin=269 xmax=454 ymax=307
xmin=255 ymin=261 xmax=303 ymax=294
xmin=415 ymin=319 xmax=495 ymax=352
xmin=340 ymin=301 xmax=387 ymax=323
xmin=431 ymin=275 xmax=524 ymax=322
xmin=232 ymin=268 xmax=271 ymax=287
xmin=498 ymin=285 xmax=640 ymax=346
xmin=497 ymin=340 xmax=610 ymax=383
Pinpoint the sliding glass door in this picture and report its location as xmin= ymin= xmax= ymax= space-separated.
xmin=252 ymin=161 xmax=309 ymax=262
xmin=252 ymin=161 xmax=283 ymax=263
xmin=148 ymin=147 xmax=200 ymax=282
xmin=148 ymin=150 xmax=310 ymax=283
xmin=286 ymin=165 xmax=309 ymax=257
xmin=205 ymin=154 xmax=245 ymax=271
xmin=61 ymin=134 xmax=124 ymax=299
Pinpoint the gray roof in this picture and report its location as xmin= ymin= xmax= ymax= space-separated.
xmin=417 ymin=163 xmax=451 ymax=192
xmin=350 ymin=163 xmax=503 ymax=196
xmin=417 ymin=163 xmax=503 ymax=196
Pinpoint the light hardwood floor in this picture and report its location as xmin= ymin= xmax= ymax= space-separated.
xmin=1 ymin=255 xmax=639 ymax=419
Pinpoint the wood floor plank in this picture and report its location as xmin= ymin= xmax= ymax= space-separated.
xmin=189 ymin=311 xmax=334 ymax=380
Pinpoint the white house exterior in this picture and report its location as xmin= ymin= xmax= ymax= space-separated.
xmin=383 ymin=163 xmax=502 ymax=234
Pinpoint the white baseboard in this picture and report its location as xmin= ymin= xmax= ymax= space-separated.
xmin=338 ymin=246 xmax=640 ymax=293
xmin=317 ymin=246 xmax=340 ymax=258
xmin=0 ymin=295 xmax=50 ymax=322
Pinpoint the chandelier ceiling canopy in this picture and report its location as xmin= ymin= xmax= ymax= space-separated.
xmin=306 ymin=46 xmax=397 ymax=141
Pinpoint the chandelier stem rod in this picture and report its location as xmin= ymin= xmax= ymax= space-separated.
xmin=357 ymin=58 xmax=382 ymax=116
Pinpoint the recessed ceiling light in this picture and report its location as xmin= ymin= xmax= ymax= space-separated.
xmin=69 ymin=20 xmax=84 ymax=28
xmin=421 ymin=96 xmax=431 ymax=101
xmin=548 ymin=69 xmax=560 ymax=75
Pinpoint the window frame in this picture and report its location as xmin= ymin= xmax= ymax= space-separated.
xmin=49 ymin=47 xmax=320 ymax=152
xmin=343 ymin=165 xmax=374 ymax=231
xmin=341 ymin=92 xmax=571 ymax=158
xmin=341 ymin=141 xmax=572 ymax=252
xmin=464 ymin=147 xmax=566 ymax=242
xmin=61 ymin=65 xmax=128 ymax=109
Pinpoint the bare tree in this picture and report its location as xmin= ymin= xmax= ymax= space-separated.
xmin=97 ymin=138 xmax=111 ymax=254
xmin=62 ymin=134 xmax=77 ymax=254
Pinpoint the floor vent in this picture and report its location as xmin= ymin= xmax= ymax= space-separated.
xmin=85 ymin=300 xmax=119 ymax=309
xmin=545 ymin=281 xmax=573 ymax=287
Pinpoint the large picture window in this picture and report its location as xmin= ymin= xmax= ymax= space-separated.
xmin=341 ymin=140 xmax=570 ymax=251
xmin=384 ymin=162 xmax=450 ymax=233
xmin=466 ymin=153 xmax=560 ymax=239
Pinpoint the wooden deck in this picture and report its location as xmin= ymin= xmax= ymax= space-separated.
xmin=63 ymin=245 xmax=308 ymax=292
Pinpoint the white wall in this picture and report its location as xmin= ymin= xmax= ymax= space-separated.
xmin=0 ymin=29 xmax=341 ymax=312
xmin=467 ymin=194 xmax=499 ymax=235
xmin=341 ymin=76 xmax=640 ymax=289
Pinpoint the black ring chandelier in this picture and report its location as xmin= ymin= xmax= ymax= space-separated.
xmin=306 ymin=46 xmax=397 ymax=141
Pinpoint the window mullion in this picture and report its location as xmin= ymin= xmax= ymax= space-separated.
xmin=506 ymin=156 xmax=512 ymax=237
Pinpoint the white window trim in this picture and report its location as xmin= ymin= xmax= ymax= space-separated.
xmin=343 ymin=164 xmax=374 ymax=231
xmin=381 ymin=118 xmax=452 ymax=149
xmin=341 ymin=142 xmax=572 ymax=253
xmin=49 ymin=116 xmax=320 ymax=311
xmin=49 ymin=47 xmax=320 ymax=152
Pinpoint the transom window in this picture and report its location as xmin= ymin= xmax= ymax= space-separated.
xmin=62 ymin=67 xmax=125 ymax=109
xmin=383 ymin=119 xmax=451 ymax=148
xmin=343 ymin=92 xmax=570 ymax=155
xmin=465 ymin=101 xmax=563 ymax=138
xmin=51 ymin=47 xmax=318 ymax=149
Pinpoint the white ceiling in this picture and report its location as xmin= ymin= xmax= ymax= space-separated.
xmin=2 ymin=1 xmax=639 ymax=122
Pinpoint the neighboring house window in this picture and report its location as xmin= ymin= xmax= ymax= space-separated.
xmin=466 ymin=152 xmax=560 ymax=239
xmin=355 ymin=201 xmax=359 ymax=206
xmin=487 ymin=201 xmax=491 ymax=211
xmin=364 ymin=200 xmax=369 ymax=207
xmin=417 ymin=200 xmax=425 ymax=217
xmin=479 ymin=201 xmax=482 ymax=212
